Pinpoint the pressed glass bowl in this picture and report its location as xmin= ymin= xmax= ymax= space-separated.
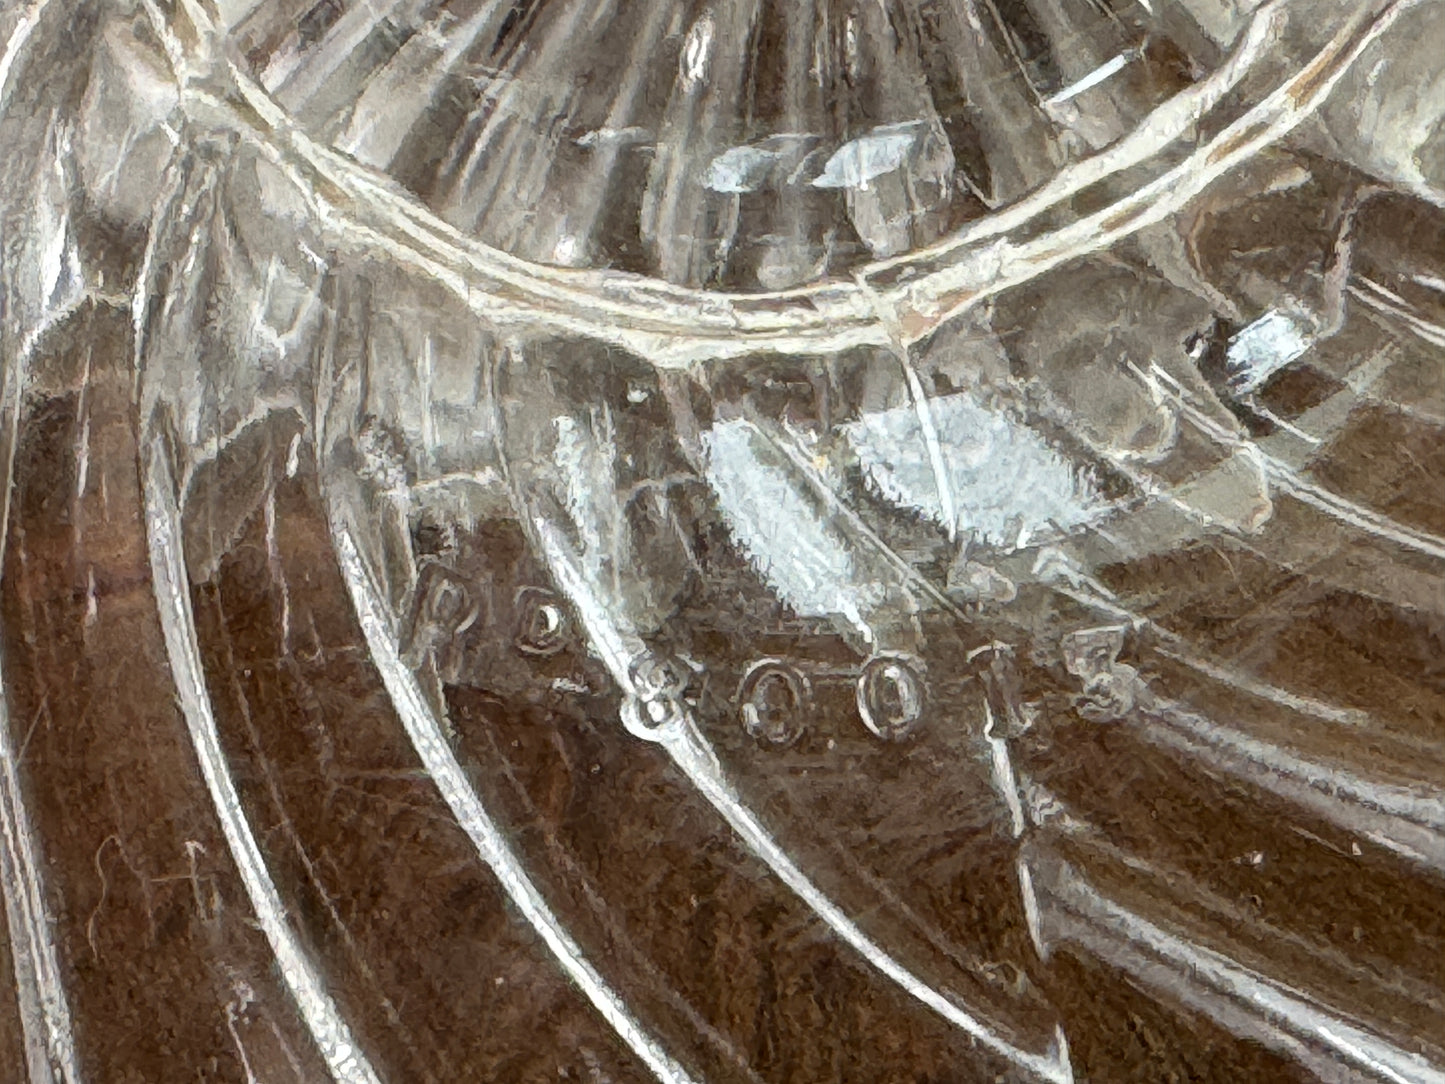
xmin=1 ymin=0 xmax=1443 ymax=1081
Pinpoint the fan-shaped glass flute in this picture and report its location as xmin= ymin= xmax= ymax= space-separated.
xmin=1 ymin=0 xmax=1442 ymax=1081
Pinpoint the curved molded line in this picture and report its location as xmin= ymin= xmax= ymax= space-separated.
xmin=1028 ymin=848 xmax=1445 ymax=1084
xmin=1024 ymin=537 xmax=1445 ymax=870
xmin=757 ymin=405 xmax=1436 ymax=837
xmin=0 ymin=310 xmax=88 ymax=1084
xmin=1134 ymin=696 xmax=1445 ymax=873
xmin=889 ymin=0 xmax=1414 ymax=339
xmin=1273 ymin=468 xmax=1445 ymax=562
xmin=463 ymin=719 xmax=771 ymax=1084
xmin=326 ymin=500 xmax=700 ymax=1084
xmin=1 ymin=8 xmax=84 ymax=1069
xmin=783 ymin=400 xmax=1436 ymax=824
xmin=896 ymin=347 xmax=958 ymax=544
xmin=1020 ymin=558 xmax=1445 ymax=870
xmin=160 ymin=0 xmax=1396 ymax=366
xmin=660 ymin=725 xmax=1076 ymax=1084
xmin=523 ymin=505 xmax=1075 ymax=1084
xmin=1349 ymin=279 xmax=1445 ymax=347
xmin=141 ymin=433 xmax=383 ymax=1084
xmin=1146 ymin=365 xmax=1445 ymax=562
xmin=863 ymin=0 xmax=1288 ymax=274
xmin=0 ymin=0 xmax=52 ymax=115
xmin=0 ymin=680 xmax=80 ymax=1084
xmin=1149 ymin=644 xmax=1373 ymax=729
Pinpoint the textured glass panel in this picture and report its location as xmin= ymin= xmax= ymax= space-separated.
xmin=1 ymin=1 xmax=1442 ymax=1082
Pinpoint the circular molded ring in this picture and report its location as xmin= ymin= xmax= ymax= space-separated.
xmin=856 ymin=653 xmax=927 ymax=742
xmin=620 ymin=693 xmax=686 ymax=743
xmin=737 ymin=659 xmax=812 ymax=747
xmin=514 ymin=586 xmax=570 ymax=656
